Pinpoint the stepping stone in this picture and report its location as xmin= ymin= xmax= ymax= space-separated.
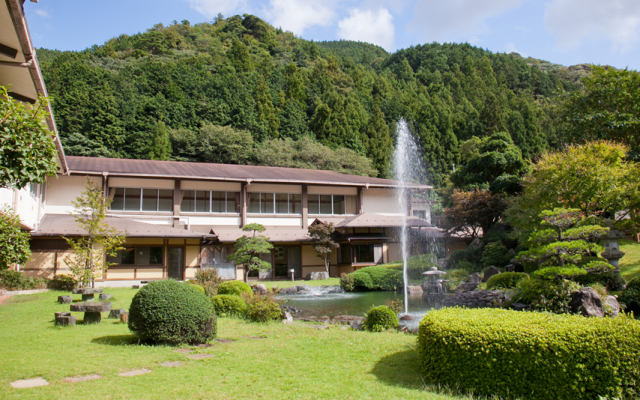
xmin=241 ymin=336 xmax=266 ymax=340
xmin=63 ymin=374 xmax=101 ymax=383
xmin=195 ymin=344 xmax=212 ymax=348
xmin=159 ymin=361 xmax=183 ymax=367
xmin=99 ymin=294 xmax=113 ymax=301
xmin=215 ymin=339 xmax=236 ymax=343
xmin=174 ymin=348 xmax=192 ymax=354
xmin=10 ymin=377 xmax=49 ymax=388
xmin=118 ymin=369 xmax=152 ymax=377
xmin=58 ymin=296 xmax=72 ymax=304
xmin=186 ymin=354 xmax=213 ymax=360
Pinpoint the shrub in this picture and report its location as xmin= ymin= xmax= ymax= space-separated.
xmin=189 ymin=283 xmax=206 ymax=295
xmin=359 ymin=266 xmax=402 ymax=290
xmin=339 ymin=273 xmax=355 ymax=291
xmin=515 ymin=278 xmax=580 ymax=314
xmin=194 ymin=268 xmax=223 ymax=297
xmin=350 ymin=271 xmax=374 ymax=290
xmin=418 ymin=308 xmax=640 ymax=399
xmin=486 ymin=272 xmax=529 ymax=290
xmin=217 ymin=280 xmax=252 ymax=297
xmin=0 ymin=269 xmax=47 ymax=290
xmin=383 ymin=254 xmax=440 ymax=280
xmin=385 ymin=299 xmax=403 ymax=315
xmin=47 ymin=274 xmax=78 ymax=291
xmin=619 ymin=278 xmax=640 ymax=315
xmin=128 ymin=279 xmax=216 ymax=345
xmin=363 ymin=305 xmax=399 ymax=332
xmin=480 ymin=241 xmax=510 ymax=267
xmin=211 ymin=294 xmax=247 ymax=317
xmin=444 ymin=269 xmax=469 ymax=291
xmin=575 ymin=270 xmax=627 ymax=291
xmin=243 ymin=293 xmax=282 ymax=322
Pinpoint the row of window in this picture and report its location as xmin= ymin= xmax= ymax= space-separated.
xmin=108 ymin=187 xmax=357 ymax=215
xmin=107 ymin=246 xmax=164 ymax=266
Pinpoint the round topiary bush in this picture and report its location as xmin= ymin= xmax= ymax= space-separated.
xmin=419 ymin=308 xmax=640 ymax=399
xmin=128 ymin=279 xmax=216 ymax=345
xmin=363 ymin=305 xmax=399 ymax=332
xmin=486 ymin=272 xmax=529 ymax=290
xmin=211 ymin=294 xmax=247 ymax=317
xmin=189 ymin=283 xmax=206 ymax=295
xmin=217 ymin=280 xmax=252 ymax=296
xmin=351 ymin=271 xmax=374 ymax=290
xmin=620 ymin=277 xmax=640 ymax=315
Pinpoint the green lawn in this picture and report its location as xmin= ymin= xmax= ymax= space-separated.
xmin=619 ymin=239 xmax=640 ymax=282
xmin=260 ymin=278 xmax=340 ymax=290
xmin=0 ymin=289 xmax=472 ymax=399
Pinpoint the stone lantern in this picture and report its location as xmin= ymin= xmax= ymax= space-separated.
xmin=601 ymin=220 xmax=625 ymax=274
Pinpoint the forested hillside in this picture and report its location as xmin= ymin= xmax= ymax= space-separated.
xmin=39 ymin=15 xmax=581 ymax=184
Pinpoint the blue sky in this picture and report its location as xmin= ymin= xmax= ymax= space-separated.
xmin=25 ymin=0 xmax=640 ymax=70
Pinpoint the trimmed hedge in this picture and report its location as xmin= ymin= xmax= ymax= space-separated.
xmin=211 ymin=294 xmax=247 ymax=317
xmin=383 ymin=254 xmax=440 ymax=280
xmin=344 ymin=266 xmax=402 ymax=291
xmin=363 ymin=305 xmax=398 ymax=332
xmin=486 ymin=272 xmax=529 ymax=289
xmin=418 ymin=308 xmax=640 ymax=399
xmin=189 ymin=283 xmax=206 ymax=295
xmin=217 ymin=280 xmax=252 ymax=296
xmin=47 ymin=274 xmax=77 ymax=291
xmin=129 ymin=279 xmax=216 ymax=345
xmin=0 ymin=269 xmax=47 ymax=290
xmin=619 ymin=278 xmax=640 ymax=315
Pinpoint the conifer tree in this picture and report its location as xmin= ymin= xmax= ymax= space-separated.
xmin=148 ymin=121 xmax=172 ymax=160
xmin=255 ymin=75 xmax=279 ymax=138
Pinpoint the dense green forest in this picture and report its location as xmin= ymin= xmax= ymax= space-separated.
xmin=39 ymin=14 xmax=584 ymax=184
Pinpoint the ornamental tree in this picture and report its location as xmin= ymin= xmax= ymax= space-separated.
xmin=308 ymin=220 xmax=339 ymax=273
xmin=228 ymin=223 xmax=273 ymax=282
xmin=64 ymin=178 xmax=126 ymax=287
xmin=0 ymin=85 xmax=58 ymax=189
xmin=443 ymin=190 xmax=507 ymax=239
xmin=0 ymin=207 xmax=31 ymax=270
xmin=516 ymin=208 xmax=612 ymax=280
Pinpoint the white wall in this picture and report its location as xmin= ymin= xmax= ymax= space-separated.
xmin=247 ymin=217 xmax=302 ymax=227
xmin=45 ymin=175 xmax=101 ymax=215
xmin=412 ymin=202 xmax=431 ymax=224
xmin=361 ymin=188 xmax=405 ymax=215
xmin=0 ymin=185 xmax=43 ymax=229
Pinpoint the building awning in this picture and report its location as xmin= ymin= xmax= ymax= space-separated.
xmin=32 ymin=214 xmax=213 ymax=239
xmin=206 ymin=227 xmax=312 ymax=243
xmin=335 ymin=212 xmax=434 ymax=228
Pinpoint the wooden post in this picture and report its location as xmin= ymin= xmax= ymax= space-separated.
xmin=302 ymin=184 xmax=308 ymax=229
xmin=241 ymin=182 xmax=248 ymax=228
xmin=357 ymin=187 xmax=363 ymax=214
xmin=173 ymin=179 xmax=181 ymax=228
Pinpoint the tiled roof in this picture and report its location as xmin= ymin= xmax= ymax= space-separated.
xmin=66 ymin=156 xmax=432 ymax=189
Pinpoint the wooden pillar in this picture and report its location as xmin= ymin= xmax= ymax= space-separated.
xmin=101 ymin=173 xmax=109 ymax=197
xmin=406 ymin=190 xmax=412 ymax=216
xmin=241 ymin=181 xmax=248 ymax=228
xmin=173 ymin=179 xmax=181 ymax=228
xmin=302 ymin=184 xmax=308 ymax=229
xmin=357 ymin=187 xmax=363 ymax=214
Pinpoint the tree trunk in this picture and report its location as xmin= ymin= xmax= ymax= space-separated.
xmin=244 ymin=267 xmax=250 ymax=283
xmin=325 ymin=256 xmax=330 ymax=274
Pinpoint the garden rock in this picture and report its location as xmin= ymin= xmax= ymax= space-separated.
xmin=407 ymin=285 xmax=423 ymax=295
xmin=99 ymin=294 xmax=113 ymax=301
xmin=455 ymin=273 xmax=482 ymax=292
xmin=282 ymin=311 xmax=293 ymax=323
xmin=443 ymin=290 xmax=506 ymax=308
xmin=305 ymin=271 xmax=329 ymax=280
xmin=604 ymin=295 xmax=621 ymax=317
xmin=63 ymin=374 xmax=101 ymax=383
xmin=510 ymin=303 xmax=531 ymax=311
xmin=252 ymin=284 xmax=268 ymax=295
xmin=296 ymin=285 xmax=310 ymax=292
xmin=58 ymin=295 xmax=72 ymax=304
xmin=399 ymin=315 xmax=414 ymax=321
xmin=278 ymin=287 xmax=298 ymax=295
xmin=483 ymin=266 xmax=501 ymax=282
xmin=570 ymin=287 xmax=604 ymax=317
xmin=108 ymin=309 xmax=127 ymax=319
xmin=119 ymin=369 xmax=151 ymax=377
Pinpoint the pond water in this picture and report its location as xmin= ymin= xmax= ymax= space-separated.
xmin=278 ymin=289 xmax=445 ymax=326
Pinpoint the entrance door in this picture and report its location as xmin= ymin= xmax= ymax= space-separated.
xmin=168 ymin=247 xmax=184 ymax=280
xmin=288 ymin=247 xmax=301 ymax=278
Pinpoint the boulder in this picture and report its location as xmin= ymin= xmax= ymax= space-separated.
xmin=58 ymin=296 xmax=72 ymax=304
xmin=296 ymin=285 xmax=310 ymax=292
xmin=604 ymin=295 xmax=621 ymax=317
xmin=399 ymin=315 xmax=413 ymax=321
xmin=278 ymin=287 xmax=298 ymax=295
xmin=282 ymin=311 xmax=293 ymax=323
xmin=305 ymin=271 xmax=329 ymax=281
xmin=455 ymin=273 xmax=482 ymax=292
xmin=468 ymin=273 xmax=482 ymax=284
xmin=252 ymin=284 xmax=268 ymax=295
xmin=483 ymin=266 xmax=501 ymax=282
xmin=570 ymin=287 xmax=604 ymax=318
xmin=407 ymin=285 xmax=423 ymax=295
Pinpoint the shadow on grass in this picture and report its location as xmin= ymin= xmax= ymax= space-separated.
xmin=370 ymin=347 xmax=424 ymax=390
xmin=92 ymin=334 xmax=142 ymax=346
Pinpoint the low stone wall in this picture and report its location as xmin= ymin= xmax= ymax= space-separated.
xmin=442 ymin=290 xmax=505 ymax=308
xmin=0 ymin=289 xmax=49 ymax=296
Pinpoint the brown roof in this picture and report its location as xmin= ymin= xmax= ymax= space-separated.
xmin=204 ymin=227 xmax=312 ymax=243
xmin=33 ymin=214 xmax=211 ymax=238
xmin=335 ymin=212 xmax=435 ymax=228
xmin=66 ymin=156 xmax=432 ymax=189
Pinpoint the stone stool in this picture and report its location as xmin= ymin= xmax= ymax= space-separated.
xmin=55 ymin=312 xmax=76 ymax=326
xmin=58 ymin=296 xmax=72 ymax=304
xmin=72 ymin=288 xmax=103 ymax=302
xmin=70 ymin=302 xmax=111 ymax=324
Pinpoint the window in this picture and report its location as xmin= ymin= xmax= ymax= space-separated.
xmin=108 ymin=246 xmax=163 ymax=266
xmin=413 ymin=210 xmax=427 ymax=220
xmin=180 ymin=191 xmax=240 ymax=213
xmin=340 ymin=244 xmax=382 ymax=264
xmin=247 ymin=192 xmax=301 ymax=214
xmin=308 ymin=194 xmax=357 ymax=215
xmin=353 ymin=244 xmax=375 ymax=263
xmin=109 ymin=188 xmax=173 ymax=212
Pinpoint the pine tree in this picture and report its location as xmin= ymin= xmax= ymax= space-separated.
xmin=255 ymin=75 xmax=280 ymax=138
xmin=148 ymin=121 xmax=172 ymax=160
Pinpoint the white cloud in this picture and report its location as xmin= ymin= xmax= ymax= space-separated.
xmin=505 ymin=42 xmax=528 ymax=57
xmin=267 ymin=0 xmax=335 ymax=35
xmin=409 ymin=0 xmax=526 ymax=42
xmin=183 ymin=0 xmax=243 ymax=19
xmin=34 ymin=9 xmax=49 ymax=18
xmin=337 ymin=8 xmax=395 ymax=51
xmin=544 ymin=0 xmax=640 ymax=53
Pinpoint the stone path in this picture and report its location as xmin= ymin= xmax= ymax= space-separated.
xmin=118 ymin=369 xmax=152 ymax=377
xmin=10 ymin=377 xmax=49 ymax=388
xmin=159 ymin=361 xmax=183 ymax=368
xmin=174 ymin=348 xmax=193 ymax=354
xmin=186 ymin=354 xmax=213 ymax=360
xmin=63 ymin=374 xmax=102 ymax=383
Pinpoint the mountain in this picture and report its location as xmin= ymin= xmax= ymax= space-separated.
xmin=38 ymin=14 xmax=582 ymax=185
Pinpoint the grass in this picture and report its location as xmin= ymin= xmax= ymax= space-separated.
xmin=620 ymin=239 xmax=640 ymax=282
xmin=260 ymin=278 xmax=340 ymax=290
xmin=0 ymin=288 xmax=476 ymax=399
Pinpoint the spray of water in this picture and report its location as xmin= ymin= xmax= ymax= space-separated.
xmin=392 ymin=119 xmax=423 ymax=315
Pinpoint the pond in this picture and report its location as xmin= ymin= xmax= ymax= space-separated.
xmin=278 ymin=288 xmax=445 ymax=326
